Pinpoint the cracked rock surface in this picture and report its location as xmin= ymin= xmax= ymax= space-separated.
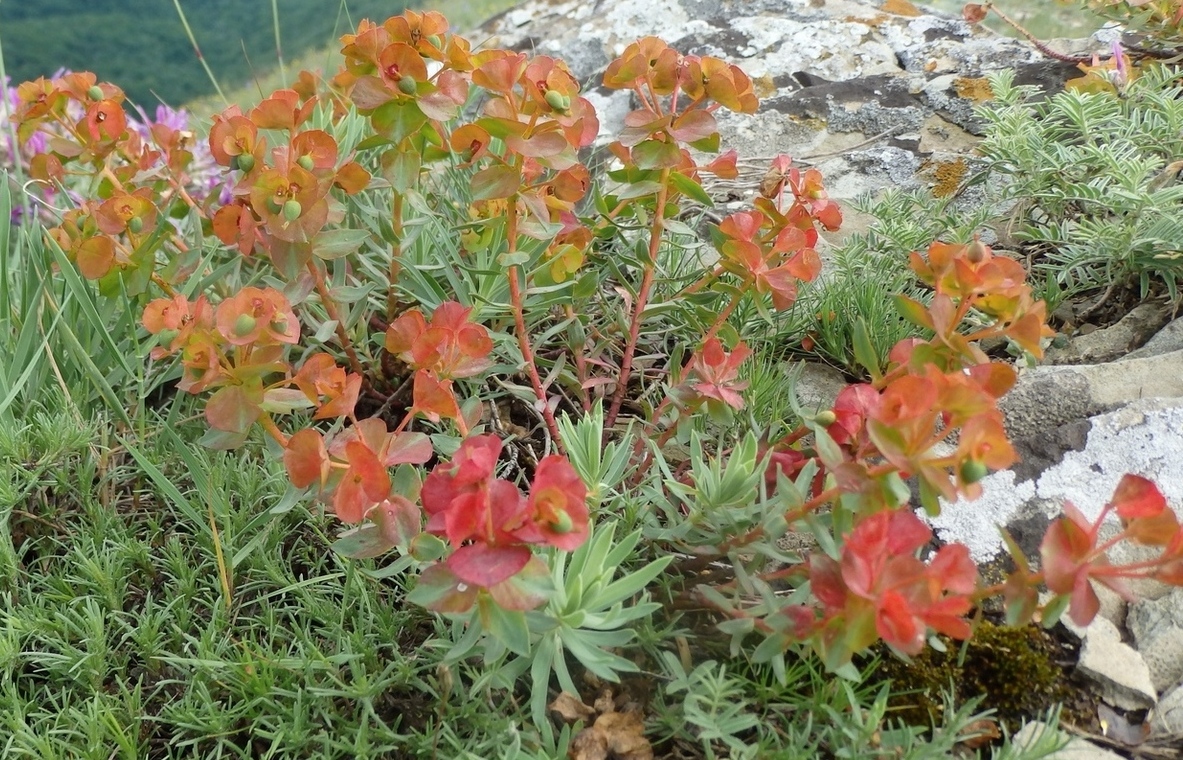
xmin=476 ymin=0 xmax=1183 ymax=751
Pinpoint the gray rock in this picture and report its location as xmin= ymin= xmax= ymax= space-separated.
xmin=999 ymin=350 xmax=1183 ymax=441
xmin=1012 ymin=721 xmax=1125 ymax=759
xmin=476 ymin=0 xmax=1090 ymax=209
xmin=1128 ymin=589 xmax=1183 ymax=693
xmin=1127 ymin=314 xmax=1183 ymax=360
xmin=1151 ymin=682 xmax=1183 ymax=737
xmin=1075 ymin=617 xmax=1157 ymax=710
xmin=791 ymin=361 xmax=848 ymax=413
xmin=930 ymin=398 xmax=1183 ymax=564
xmin=1045 ymin=302 xmax=1173 ymax=366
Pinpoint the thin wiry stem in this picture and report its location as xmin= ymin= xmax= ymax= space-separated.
xmin=270 ymin=0 xmax=288 ymax=88
xmin=170 ymin=0 xmax=230 ymax=106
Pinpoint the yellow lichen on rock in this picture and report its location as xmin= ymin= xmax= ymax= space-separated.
xmin=881 ymin=0 xmax=922 ymax=17
xmin=752 ymin=73 xmax=779 ymax=99
xmin=923 ymin=157 xmax=968 ymax=198
xmin=953 ymin=76 xmax=995 ymax=102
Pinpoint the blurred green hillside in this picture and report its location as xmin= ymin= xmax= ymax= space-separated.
xmin=0 ymin=0 xmax=407 ymax=109
xmin=923 ymin=0 xmax=1101 ymax=39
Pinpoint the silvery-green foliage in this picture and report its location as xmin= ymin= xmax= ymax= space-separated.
xmin=657 ymin=653 xmax=760 ymax=759
xmin=978 ymin=66 xmax=1183 ymax=299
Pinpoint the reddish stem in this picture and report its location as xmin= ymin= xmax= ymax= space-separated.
xmin=700 ymin=290 xmax=742 ymax=344
xmin=564 ymin=305 xmax=593 ymax=413
xmin=504 ymin=199 xmax=566 ymax=453
xmin=981 ymin=3 xmax=1092 ymax=64
xmin=308 ymin=261 xmax=365 ymax=376
xmin=606 ymin=167 xmax=672 ymax=429
xmin=387 ymin=192 xmax=404 ymax=324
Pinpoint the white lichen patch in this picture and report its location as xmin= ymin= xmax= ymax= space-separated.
xmin=930 ymin=401 xmax=1183 ymax=562
xmin=726 ymin=16 xmax=899 ymax=80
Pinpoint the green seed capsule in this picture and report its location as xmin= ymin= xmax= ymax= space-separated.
xmin=127 ymin=216 xmax=144 ymax=234
xmin=156 ymin=328 xmax=179 ymax=346
xmin=236 ymin=153 xmax=255 ymax=173
xmin=297 ymin=155 xmax=315 ymax=172
xmin=87 ymin=85 xmax=104 ymax=101
xmin=398 ymin=76 xmax=417 ymax=95
xmin=544 ymin=90 xmax=569 ymax=112
xmin=426 ymin=34 xmax=443 ymax=48
xmin=549 ymin=511 xmax=575 ymax=534
xmin=282 ymin=199 xmax=302 ymax=222
xmin=813 ymin=410 xmax=837 ymax=427
xmin=960 ymin=460 xmax=989 ymax=485
xmin=233 ymin=314 xmax=257 ymax=338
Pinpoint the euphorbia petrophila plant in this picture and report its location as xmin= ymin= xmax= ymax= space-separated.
xmin=10 ymin=9 xmax=1183 ymax=687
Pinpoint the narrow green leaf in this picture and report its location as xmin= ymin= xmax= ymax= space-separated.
xmin=45 ymin=236 xmax=137 ymax=380
xmin=669 ymin=172 xmax=714 ymax=206
xmin=312 ymin=228 xmax=372 ymax=260
xmin=120 ymin=435 xmax=209 ymax=539
xmin=852 ymin=317 xmax=882 ymax=382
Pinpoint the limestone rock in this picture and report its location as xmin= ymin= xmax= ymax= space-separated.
xmin=791 ymin=361 xmax=848 ymax=413
xmin=999 ymin=350 xmax=1183 ymax=441
xmin=476 ymin=0 xmax=1088 ymax=209
xmin=1151 ymin=683 xmax=1183 ymax=737
xmin=1128 ymin=589 xmax=1183 ymax=693
xmin=1045 ymin=302 xmax=1173 ymax=365
xmin=1075 ymin=617 xmax=1157 ymax=710
xmin=1012 ymin=721 xmax=1126 ymax=760
xmin=1127 ymin=314 xmax=1183 ymax=360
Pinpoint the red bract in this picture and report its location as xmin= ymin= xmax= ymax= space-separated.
xmin=249 ymin=89 xmax=316 ymax=132
xmin=247 ymin=162 xmax=333 ymax=243
xmin=211 ymin=199 xmax=267 ymax=256
xmin=679 ymin=337 xmax=752 ymax=412
xmin=209 ymin=107 xmax=265 ymax=168
xmin=828 ymin=384 xmax=880 ymax=448
xmin=322 ymin=419 xmax=433 ymax=523
xmin=1113 ymin=474 xmax=1169 ymax=520
xmin=1040 ymin=501 xmax=1108 ymax=626
xmin=94 ymin=189 xmax=157 ymax=237
xmin=410 ymin=369 xmax=462 ymax=424
xmin=142 ymin=294 xmax=214 ymax=359
xmin=177 ymin=335 xmax=225 ymax=394
xmin=334 ymin=438 xmax=391 ymax=524
xmin=292 ymin=354 xmax=362 ymax=420
xmin=421 ymin=434 xmax=509 ymax=545
xmin=1040 ymin=475 xmax=1179 ymax=626
xmin=285 ymin=428 xmax=330 ymax=490
xmin=603 ymin=38 xmax=679 ymax=93
xmin=446 ymin=543 xmax=533 ymax=588
xmin=516 ymin=456 xmax=589 ymax=551
xmin=715 ymin=204 xmax=822 ymax=311
xmin=214 ymin=287 xmax=300 ymax=347
xmin=811 ymin=510 xmax=978 ymax=656
xmin=385 ymin=301 xmax=493 ymax=379
xmin=421 ymin=435 xmax=590 ymax=556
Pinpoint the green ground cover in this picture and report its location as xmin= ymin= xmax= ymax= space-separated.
xmin=2 ymin=1 xmax=1180 ymax=757
xmin=923 ymin=0 xmax=1103 ymax=38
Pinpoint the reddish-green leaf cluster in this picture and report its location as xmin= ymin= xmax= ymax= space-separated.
xmin=409 ymin=435 xmax=589 ymax=611
xmin=810 ymin=510 xmax=977 ymax=662
xmin=385 ymin=301 xmax=493 ymax=425
xmin=672 ymin=337 xmax=752 ymax=418
xmin=17 ymin=8 xmax=1183 ymax=685
xmin=1037 ymin=474 xmax=1182 ymax=627
xmin=285 ymin=419 xmax=432 ymax=523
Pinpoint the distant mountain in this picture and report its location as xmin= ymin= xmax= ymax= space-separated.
xmin=0 ymin=0 xmax=407 ymax=108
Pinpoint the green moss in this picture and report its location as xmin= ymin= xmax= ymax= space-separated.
xmin=873 ymin=621 xmax=1072 ymax=733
